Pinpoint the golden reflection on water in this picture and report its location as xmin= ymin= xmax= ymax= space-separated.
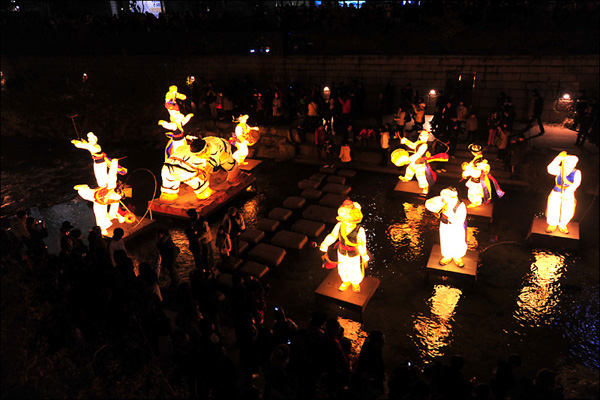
xmin=241 ymin=196 xmax=261 ymax=227
xmin=514 ymin=250 xmax=566 ymax=328
xmin=412 ymin=285 xmax=462 ymax=362
xmin=387 ymin=202 xmax=435 ymax=261
xmin=466 ymin=226 xmax=479 ymax=250
xmin=338 ymin=317 xmax=368 ymax=370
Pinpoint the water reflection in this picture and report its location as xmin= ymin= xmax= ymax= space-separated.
xmin=514 ymin=250 xmax=567 ymax=328
xmin=338 ymin=317 xmax=368 ymax=370
xmin=241 ymin=195 xmax=262 ymax=227
xmin=387 ymin=202 xmax=436 ymax=261
xmin=412 ymin=285 xmax=462 ymax=362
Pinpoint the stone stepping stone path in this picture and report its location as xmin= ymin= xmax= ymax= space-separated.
xmin=338 ymin=169 xmax=357 ymax=178
xmin=298 ymin=179 xmax=321 ymax=190
xmin=268 ymin=207 xmax=292 ymax=222
xmin=256 ymin=218 xmax=280 ymax=232
xmin=320 ymin=166 xmax=337 ymax=174
xmin=283 ymin=196 xmax=306 ymax=210
xmin=302 ymin=204 xmax=338 ymax=224
xmin=240 ymin=228 xmax=265 ymax=245
xmin=248 ymin=243 xmax=287 ymax=267
xmin=240 ymin=261 xmax=270 ymax=279
xmin=326 ymin=175 xmax=346 ymax=185
xmin=301 ymin=188 xmax=323 ymax=200
xmin=322 ymin=183 xmax=351 ymax=196
xmin=271 ymin=230 xmax=308 ymax=250
xmin=292 ymin=219 xmax=326 ymax=238
xmin=309 ymin=173 xmax=327 ymax=184
xmin=319 ymin=193 xmax=347 ymax=209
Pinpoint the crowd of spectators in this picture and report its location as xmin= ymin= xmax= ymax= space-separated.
xmin=1 ymin=1 xmax=598 ymax=56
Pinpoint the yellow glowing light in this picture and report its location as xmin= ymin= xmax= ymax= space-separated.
xmin=387 ymin=202 xmax=437 ymax=261
xmin=562 ymin=93 xmax=571 ymax=100
xmin=545 ymin=152 xmax=580 ymax=233
xmin=429 ymin=89 xmax=436 ymax=95
xmin=425 ymin=188 xmax=468 ymax=265
xmin=323 ymin=86 xmax=330 ymax=92
xmin=338 ymin=317 xmax=368 ymax=370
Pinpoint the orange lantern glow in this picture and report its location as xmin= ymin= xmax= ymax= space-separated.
xmin=461 ymin=144 xmax=504 ymax=207
xmin=545 ymin=151 xmax=581 ymax=234
xmin=232 ymin=114 xmax=260 ymax=165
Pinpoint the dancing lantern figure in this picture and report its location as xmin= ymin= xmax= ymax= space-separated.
xmin=392 ymin=130 xmax=448 ymax=195
xmin=72 ymin=133 xmax=134 ymax=235
xmin=320 ymin=200 xmax=369 ymax=293
xmin=461 ymin=144 xmax=505 ymax=207
xmin=159 ymin=85 xmax=194 ymax=159
xmin=545 ymin=151 xmax=581 ymax=234
xmin=425 ymin=187 xmax=468 ymax=267
xmin=231 ymin=114 xmax=260 ymax=165
xmin=160 ymin=136 xmax=239 ymax=202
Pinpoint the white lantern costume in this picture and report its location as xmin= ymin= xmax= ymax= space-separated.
xmin=393 ymin=131 xmax=448 ymax=195
xmin=545 ymin=152 xmax=581 ymax=234
xmin=72 ymin=133 xmax=133 ymax=235
xmin=160 ymin=136 xmax=238 ymax=202
xmin=320 ymin=200 xmax=369 ymax=293
xmin=232 ymin=114 xmax=260 ymax=165
xmin=159 ymin=85 xmax=194 ymax=159
xmin=425 ymin=187 xmax=468 ymax=267
xmin=461 ymin=144 xmax=504 ymax=207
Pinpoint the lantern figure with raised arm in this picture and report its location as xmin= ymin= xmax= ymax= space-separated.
xmin=72 ymin=133 xmax=134 ymax=235
xmin=461 ymin=144 xmax=505 ymax=207
xmin=231 ymin=114 xmax=260 ymax=165
xmin=425 ymin=187 xmax=468 ymax=267
xmin=160 ymin=136 xmax=239 ymax=202
xmin=320 ymin=200 xmax=369 ymax=293
xmin=392 ymin=130 xmax=448 ymax=195
xmin=159 ymin=85 xmax=194 ymax=159
xmin=545 ymin=151 xmax=581 ymax=234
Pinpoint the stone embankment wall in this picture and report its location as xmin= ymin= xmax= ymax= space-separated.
xmin=2 ymin=54 xmax=598 ymax=123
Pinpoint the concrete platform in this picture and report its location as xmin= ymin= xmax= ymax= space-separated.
xmin=292 ymin=219 xmax=326 ymax=238
xmin=393 ymin=179 xmax=428 ymax=200
xmin=268 ymin=207 xmax=293 ymax=222
xmin=326 ymin=175 xmax=346 ymax=185
xmin=240 ymin=228 xmax=265 ymax=245
xmin=283 ymin=196 xmax=306 ymax=210
xmin=426 ymin=244 xmax=479 ymax=282
xmin=526 ymin=216 xmax=580 ymax=250
xmin=239 ymin=159 xmax=262 ymax=172
xmin=298 ymin=179 xmax=321 ymax=190
xmin=315 ymin=269 xmax=381 ymax=321
xmin=248 ymin=243 xmax=287 ymax=267
xmin=271 ymin=230 xmax=308 ymax=250
xmin=256 ymin=218 xmax=280 ymax=233
xmin=149 ymin=172 xmax=256 ymax=219
xmin=302 ymin=205 xmax=339 ymax=224
xmin=322 ymin=183 xmax=352 ymax=196
xmin=338 ymin=169 xmax=357 ymax=178
xmin=464 ymin=199 xmax=494 ymax=225
xmin=320 ymin=166 xmax=337 ymax=174
xmin=104 ymin=217 xmax=157 ymax=241
xmin=301 ymin=189 xmax=323 ymax=200
xmin=240 ymin=261 xmax=269 ymax=279
xmin=319 ymin=193 xmax=348 ymax=209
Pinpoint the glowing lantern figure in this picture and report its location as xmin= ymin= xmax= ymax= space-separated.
xmin=160 ymin=136 xmax=239 ymax=202
xmin=461 ymin=144 xmax=504 ymax=207
xmin=231 ymin=114 xmax=260 ymax=165
xmin=159 ymin=85 xmax=194 ymax=159
xmin=320 ymin=200 xmax=369 ymax=293
xmin=72 ymin=133 xmax=134 ymax=235
xmin=392 ymin=131 xmax=448 ymax=195
xmin=425 ymin=187 xmax=467 ymax=267
xmin=545 ymin=151 xmax=581 ymax=234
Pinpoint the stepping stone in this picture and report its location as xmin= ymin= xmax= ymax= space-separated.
xmin=238 ymin=240 xmax=249 ymax=255
xmin=256 ymin=218 xmax=280 ymax=232
xmin=319 ymin=193 xmax=347 ymax=209
xmin=310 ymin=173 xmax=327 ymax=184
xmin=322 ymin=183 xmax=351 ymax=196
xmin=320 ymin=165 xmax=337 ymax=174
xmin=240 ymin=261 xmax=269 ymax=279
xmin=298 ymin=179 xmax=321 ymax=190
xmin=248 ymin=243 xmax=287 ymax=267
xmin=240 ymin=228 xmax=265 ymax=245
xmin=292 ymin=219 xmax=326 ymax=238
xmin=326 ymin=175 xmax=346 ymax=185
xmin=302 ymin=205 xmax=338 ymax=224
xmin=283 ymin=196 xmax=306 ymax=210
xmin=271 ymin=230 xmax=308 ymax=250
xmin=268 ymin=207 xmax=292 ymax=222
xmin=301 ymin=189 xmax=323 ymax=200
xmin=338 ymin=169 xmax=357 ymax=178
xmin=218 ymin=257 xmax=244 ymax=273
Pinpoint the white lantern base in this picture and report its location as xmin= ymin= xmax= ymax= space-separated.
xmin=526 ymin=216 xmax=580 ymax=250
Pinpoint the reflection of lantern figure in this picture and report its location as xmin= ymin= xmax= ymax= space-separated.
xmin=232 ymin=114 xmax=260 ymax=165
xmin=159 ymin=85 xmax=194 ymax=159
xmin=72 ymin=133 xmax=133 ymax=235
xmin=320 ymin=200 xmax=369 ymax=293
xmin=461 ymin=144 xmax=504 ymax=207
xmin=425 ymin=187 xmax=467 ymax=267
xmin=545 ymin=152 xmax=581 ymax=234
xmin=392 ymin=131 xmax=448 ymax=195
xmin=160 ymin=136 xmax=238 ymax=202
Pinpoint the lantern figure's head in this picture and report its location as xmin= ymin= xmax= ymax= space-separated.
xmin=187 ymin=76 xmax=195 ymax=85
xmin=440 ymin=187 xmax=459 ymax=202
xmin=86 ymin=132 xmax=98 ymax=145
xmin=468 ymin=143 xmax=482 ymax=157
xmin=391 ymin=149 xmax=410 ymax=167
xmin=236 ymin=114 xmax=249 ymax=123
xmin=418 ymin=130 xmax=431 ymax=143
xmin=336 ymin=200 xmax=363 ymax=224
xmin=560 ymin=154 xmax=579 ymax=174
xmin=169 ymin=85 xmax=178 ymax=93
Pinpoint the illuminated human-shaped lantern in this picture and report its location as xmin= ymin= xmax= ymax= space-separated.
xmin=461 ymin=144 xmax=504 ymax=207
xmin=392 ymin=130 xmax=448 ymax=195
xmin=159 ymin=85 xmax=194 ymax=159
xmin=72 ymin=133 xmax=134 ymax=235
xmin=425 ymin=187 xmax=467 ymax=267
xmin=320 ymin=200 xmax=369 ymax=293
xmin=545 ymin=151 xmax=581 ymax=234
xmin=231 ymin=114 xmax=260 ymax=165
xmin=160 ymin=136 xmax=239 ymax=202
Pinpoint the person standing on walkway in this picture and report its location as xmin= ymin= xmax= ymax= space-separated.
xmin=223 ymin=207 xmax=245 ymax=259
xmin=380 ymin=125 xmax=391 ymax=166
xmin=524 ymin=90 xmax=545 ymax=135
xmin=339 ymin=140 xmax=352 ymax=169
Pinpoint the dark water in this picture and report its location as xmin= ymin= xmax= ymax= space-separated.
xmin=1 ymin=136 xmax=598 ymax=383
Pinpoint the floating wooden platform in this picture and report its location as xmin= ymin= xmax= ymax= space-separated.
xmin=103 ymin=216 xmax=156 ymax=241
xmin=426 ymin=244 xmax=479 ymax=284
xmin=464 ymin=199 xmax=494 ymax=227
xmin=315 ymin=269 xmax=380 ymax=321
xmin=393 ymin=180 xmax=428 ymax=200
xmin=148 ymin=171 xmax=256 ymax=220
xmin=527 ymin=216 xmax=580 ymax=250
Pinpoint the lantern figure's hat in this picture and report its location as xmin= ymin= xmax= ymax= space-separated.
xmin=561 ymin=154 xmax=579 ymax=173
xmin=233 ymin=114 xmax=249 ymax=123
xmin=418 ymin=130 xmax=431 ymax=142
xmin=468 ymin=143 xmax=482 ymax=155
xmin=336 ymin=199 xmax=363 ymax=224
